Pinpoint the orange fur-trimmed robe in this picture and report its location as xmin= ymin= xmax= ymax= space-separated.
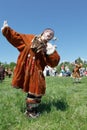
xmin=2 ymin=27 xmax=60 ymax=96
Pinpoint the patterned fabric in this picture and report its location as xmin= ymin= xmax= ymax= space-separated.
xmin=31 ymin=35 xmax=47 ymax=53
xmin=26 ymin=93 xmax=42 ymax=114
xmin=26 ymin=92 xmax=42 ymax=104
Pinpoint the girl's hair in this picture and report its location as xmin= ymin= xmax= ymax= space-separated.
xmin=41 ymin=28 xmax=54 ymax=39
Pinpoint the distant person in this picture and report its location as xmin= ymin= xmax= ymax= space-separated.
xmin=5 ymin=67 xmax=8 ymax=76
xmin=45 ymin=65 xmax=50 ymax=76
xmin=60 ymin=65 xmax=65 ymax=76
xmin=65 ymin=66 xmax=71 ymax=76
xmin=0 ymin=64 xmax=5 ymax=82
xmin=7 ymin=68 xmax=12 ymax=78
xmin=72 ymin=60 xmax=82 ymax=82
xmin=1 ymin=21 xmax=60 ymax=118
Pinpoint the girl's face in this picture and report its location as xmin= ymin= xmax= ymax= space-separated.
xmin=41 ymin=30 xmax=54 ymax=42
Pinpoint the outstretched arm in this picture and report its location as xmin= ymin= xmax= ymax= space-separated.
xmin=1 ymin=21 xmax=25 ymax=51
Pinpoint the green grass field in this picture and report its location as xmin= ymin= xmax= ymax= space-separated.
xmin=0 ymin=76 xmax=87 ymax=130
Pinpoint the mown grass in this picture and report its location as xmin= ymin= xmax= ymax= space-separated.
xmin=0 ymin=76 xmax=87 ymax=130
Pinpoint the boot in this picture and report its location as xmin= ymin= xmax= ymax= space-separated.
xmin=25 ymin=103 xmax=40 ymax=118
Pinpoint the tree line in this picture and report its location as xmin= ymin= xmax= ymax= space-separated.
xmin=0 ymin=57 xmax=87 ymax=73
xmin=0 ymin=62 xmax=16 ymax=71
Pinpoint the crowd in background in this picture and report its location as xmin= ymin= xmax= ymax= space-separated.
xmin=0 ymin=62 xmax=87 ymax=82
xmin=0 ymin=64 xmax=13 ymax=82
xmin=44 ymin=64 xmax=87 ymax=77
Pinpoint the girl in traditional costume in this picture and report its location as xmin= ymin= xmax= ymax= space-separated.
xmin=1 ymin=21 xmax=60 ymax=118
xmin=72 ymin=60 xmax=82 ymax=83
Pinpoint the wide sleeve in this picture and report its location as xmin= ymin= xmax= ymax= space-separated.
xmin=2 ymin=26 xmax=25 ymax=52
xmin=45 ymin=51 xmax=60 ymax=67
xmin=45 ymin=43 xmax=60 ymax=67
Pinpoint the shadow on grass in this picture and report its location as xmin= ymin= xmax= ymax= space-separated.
xmin=21 ymin=98 xmax=68 ymax=114
xmin=73 ymin=81 xmax=82 ymax=84
xmin=38 ymin=99 xmax=68 ymax=113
